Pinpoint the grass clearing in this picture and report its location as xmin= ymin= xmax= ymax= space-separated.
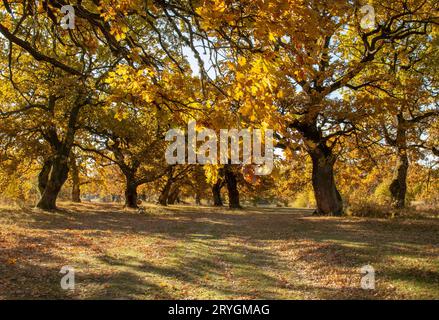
xmin=0 ymin=202 xmax=438 ymax=299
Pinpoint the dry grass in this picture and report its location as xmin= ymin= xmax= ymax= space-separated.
xmin=0 ymin=202 xmax=438 ymax=300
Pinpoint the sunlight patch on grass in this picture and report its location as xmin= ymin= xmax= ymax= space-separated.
xmin=0 ymin=203 xmax=438 ymax=299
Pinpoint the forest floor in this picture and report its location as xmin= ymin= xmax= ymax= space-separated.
xmin=0 ymin=202 xmax=438 ymax=300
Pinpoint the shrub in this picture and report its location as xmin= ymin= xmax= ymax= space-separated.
xmin=346 ymin=202 xmax=395 ymax=218
xmin=373 ymin=180 xmax=392 ymax=205
xmin=292 ymin=190 xmax=316 ymax=208
xmin=346 ymin=201 xmax=439 ymax=219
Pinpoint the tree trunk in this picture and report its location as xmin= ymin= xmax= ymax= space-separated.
xmin=71 ymin=182 xmax=81 ymax=203
xmin=224 ymin=166 xmax=241 ymax=209
xmin=36 ymin=95 xmax=86 ymax=210
xmin=390 ymin=149 xmax=409 ymax=209
xmin=159 ymin=180 xmax=172 ymax=206
xmin=70 ymin=158 xmax=81 ymax=203
xmin=195 ymin=192 xmax=201 ymax=205
xmin=37 ymin=155 xmax=70 ymax=210
xmin=38 ymin=159 xmax=52 ymax=196
xmin=212 ymin=180 xmax=223 ymax=206
xmin=389 ymin=114 xmax=409 ymax=209
xmin=167 ymin=187 xmax=180 ymax=205
xmin=296 ymin=120 xmax=343 ymax=216
xmin=310 ymin=150 xmax=343 ymax=216
xmin=124 ymin=181 xmax=139 ymax=209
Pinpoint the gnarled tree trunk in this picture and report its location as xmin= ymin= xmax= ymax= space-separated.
xmin=167 ymin=187 xmax=180 ymax=205
xmin=159 ymin=179 xmax=172 ymax=206
xmin=389 ymin=149 xmax=409 ymax=209
xmin=36 ymin=95 xmax=87 ymax=210
xmin=38 ymin=158 xmax=52 ymax=196
xmin=195 ymin=192 xmax=201 ymax=205
xmin=224 ymin=166 xmax=241 ymax=209
xmin=37 ymin=155 xmax=70 ymax=210
xmin=297 ymin=121 xmax=343 ymax=216
xmin=389 ymin=114 xmax=410 ymax=209
xmin=70 ymin=157 xmax=81 ymax=203
xmin=71 ymin=181 xmax=81 ymax=203
xmin=388 ymin=116 xmax=409 ymax=209
xmin=124 ymin=179 xmax=139 ymax=209
xmin=310 ymin=149 xmax=343 ymax=216
xmin=212 ymin=180 xmax=223 ymax=206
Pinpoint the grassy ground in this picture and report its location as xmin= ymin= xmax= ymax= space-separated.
xmin=0 ymin=202 xmax=438 ymax=300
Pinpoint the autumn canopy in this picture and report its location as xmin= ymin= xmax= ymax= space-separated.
xmin=0 ymin=0 xmax=437 ymax=214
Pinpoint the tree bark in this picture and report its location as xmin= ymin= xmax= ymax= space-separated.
xmin=71 ymin=181 xmax=81 ymax=203
xmin=224 ymin=166 xmax=241 ymax=209
xmin=195 ymin=192 xmax=201 ymax=205
xmin=159 ymin=179 xmax=172 ymax=206
xmin=70 ymin=157 xmax=81 ymax=203
xmin=167 ymin=187 xmax=180 ymax=205
xmin=310 ymin=149 xmax=343 ymax=216
xmin=389 ymin=149 xmax=409 ymax=209
xmin=297 ymin=121 xmax=343 ymax=216
xmin=212 ymin=180 xmax=223 ymax=206
xmin=37 ymin=155 xmax=70 ymax=210
xmin=36 ymin=95 xmax=87 ymax=210
xmin=124 ymin=180 xmax=139 ymax=209
xmin=38 ymin=158 xmax=52 ymax=196
xmin=387 ymin=114 xmax=409 ymax=209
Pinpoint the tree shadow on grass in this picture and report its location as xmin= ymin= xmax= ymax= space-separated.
xmin=93 ymin=240 xmax=296 ymax=299
xmin=0 ymin=231 xmax=173 ymax=299
xmin=2 ymin=203 xmax=438 ymax=299
xmin=27 ymin=204 xmax=437 ymax=243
